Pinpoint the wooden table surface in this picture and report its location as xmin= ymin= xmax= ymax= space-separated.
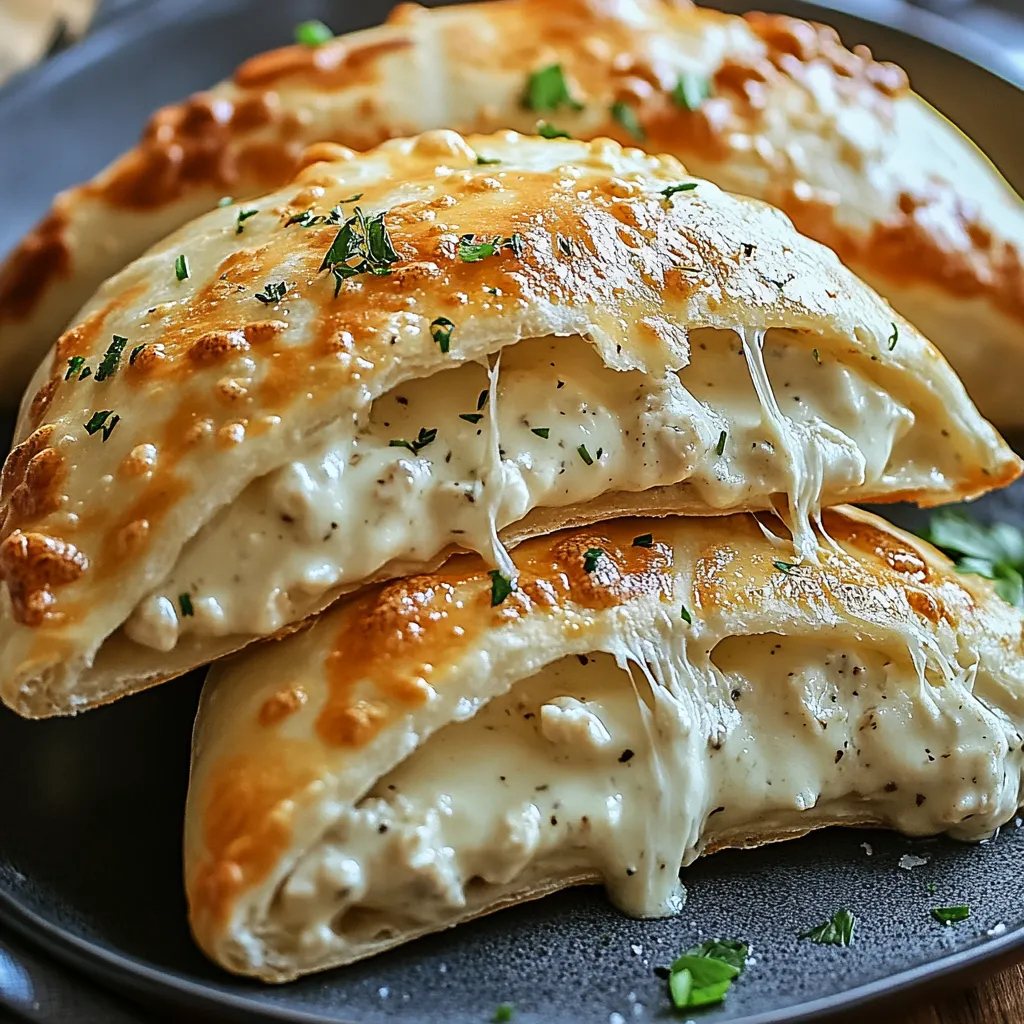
xmin=897 ymin=962 xmax=1024 ymax=1023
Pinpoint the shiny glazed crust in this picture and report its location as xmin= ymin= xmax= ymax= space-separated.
xmin=1 ymin=0 xmax=1024 ymax=420
xmin=185 ymin=505 xmax=1024 ymax=981
xmin=0 ymin=130 xmax=1016 ymax=721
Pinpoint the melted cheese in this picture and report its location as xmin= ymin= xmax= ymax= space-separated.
xmin=264 ymin=635 xmax=1024 ymax=959
xmin=124 ymin=327 xmax=917 ymax=649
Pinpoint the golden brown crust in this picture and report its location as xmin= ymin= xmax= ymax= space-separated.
xmin=0 ymin=531 xmax=88 ymax=627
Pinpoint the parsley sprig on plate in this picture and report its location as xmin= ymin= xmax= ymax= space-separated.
xmin=918 ymin=510 xmax=1024 ymax=606
xmin=665 ymin=939 xmax=748 ymax=1009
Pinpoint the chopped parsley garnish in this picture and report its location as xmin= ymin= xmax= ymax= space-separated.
xmin=576 ymin=443 xmax=594 ymax=466
xmin=917 ymin=510 xmax=1024 ymax=607
xmin=491 ymin=1001 xmax=515 ymax=1022
xmin=460 ymin=413 xmax=484 ymax=424
xmin=715 ymin=430 xmax=727 ymax=456
xmin=83 ymin=410 xmax=119 ymax=441
xmin=673 ymin=73 xmax=712 ymax=111
xmin=537 ymin=121 xmax=570 ymax=140
xmin=800 ymin=909 xmax=856 ymax=946
xmin=489 ymin=570 xmax=514 ymax=607
xmin=174 ymin=254 xmax=190 ymax=281
xmin=556 ymin=234 xmax=572 ymax=257
xmin=531 ymin=427 xmax=550 ymax=439
xmin=286 ymin=209 xmax=320 ymax=228
xmin=320 ymin=207 xmax=400 ymax=294
xmin=287 ymin=200 xmax=357 ymax=229
xmin=477 ymin=389 xmax=489 ymax=411
xmin=611 ymin=100 xmax=645 ymax=140
xmin=255 ymin=281 xmax=288 ymax=304
xmin=813 ymin=348 xmax=820 ymax=363
xmin=294 ymin=19 xmax=333 ymax=46
xmin=666 ymin=939 xmax=747 ymax=1010
xmin=235 ymin=207 xmax=259 ymax=233
xmin=583 ymin=547 xmax=604 ymax=573
xmin=178 ymin=593 xmax=195 ymax=617
xmin=389 ymin=427 xmax=437 ymax=455
xmin=430 ymin=316 xmax=455 ymax=353
xmin=456 ymin=233 xmax=524 ymax=262
xmin=888 ymin=322 xmax=899 ymax=350
xmin=95 ymin=335 xmax=128 ymax=382
xmin=661 ymin=182 xmax=698 ymax=200
xmin=632 ymin=534 xmax=653 ymax=548
xmin=129 ymin=344 xmax=146 ymax=365
xmin=680 ymin=605 xmax=692 ymax=624
xmin=932 ymin=906 xmax=970 ymax=926
xmin=773 ymin=560 xmax=797 ymax=574
xmin=79 ymin=367 xmax=92 ymax=380
xmin=523 ymin=63 xmax=583 ymax=112
xmin=217 ymin=196 xmax=234 ymax=207
xmin=65 ymin=356 xmax=86 ymax=381
xmin=476 ymin=154 xmax=502 ymax=165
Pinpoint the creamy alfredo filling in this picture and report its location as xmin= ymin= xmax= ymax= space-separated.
xmin=266 ymin=636 xmax=1024 ymax=956
xmin=124 ymin=327 xmax=917 ymax=650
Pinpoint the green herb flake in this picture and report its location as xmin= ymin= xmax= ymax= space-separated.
xmin=174 ymin=254 xmax=190 ymax=281
xmin=255 ymin=281 xmax=288 ymax=304
xmin=476 ymin=154 xmax=502 ymax=165
xmin=389 ymin=426 xmax=437 ymax=456
xmin=927 ymin=882 xmax=938 ymax=895
xmin=773 ymin=560 xmax=797 ymax=574
xmin=918 ymin=510 xmax=1024 ymax=607
xmin=680 ymin=605 xmax=692 ymax=624
xmin=294 ymin=19 xmax=333 ymax=46
xmin=489 ymin=570 xmax=514 ymax=607
xmin=888 ymin=322 xmax=899 ymax=350
xmin=531 ymin=427 xmax=550 ymax=439
xmin=813 ymin=348 xmax=820 ymax=363
xmin=457 ymin=233 xmax=525 ymax=262
xmin=666 ymin=938 xmax=747 ymax=1010
xmin=583 ymin=547 xmax=604 ymax=573
xmin=178 ymin=593 xmax=195 ymax=617
xmin=537 ymin=121 xmax=571 ymax=140
xmin=321 ymin=207 xmax=400 ymax=293
xmin=673 ymin=73 xmax=712 ymax=111
xmin=129 ymin=344 xmax=146 ymax=366
xmin=611 ymin=100 xmax=645 ymax=140
xmin=632 ymin=534 xmax=653 ymax=548
xmin=801 ymin=909 xmax=856 ymax=946
xmin=83 ymin=410 xmax=120 ymax=442
xmin=932 ymin=906 xmax=970 ymax=926
xmin=491 ymin=1001 xmax=515 ymax=1022
xmin=430 ymin=316 xmax=455 ymax=353
xmin=95 ymin=335 xmax=128 ymax=382
xmin=217 ymin=196 xmax=234 ymax=207
xmin=715 ymin=430 xmax=727 ymax=456
xmin=65 ymin=356 xmax=86 ymax=381
xmin=235 ymin=207 xmax=259 ymax=233
xmin=460 ymin=413 xmax=484 ymax=424
xmin=477 ymin=389 xmax=489 ymax=411
xmin=660 ymin=182 xmax=698 ymax=200
xmin=576 ymin=443 xmax=594 ymax=466
xmin=79 ymin=367 xmax=92 ymax=380
xmin=523 ymin=63 xmax=583 ymax=112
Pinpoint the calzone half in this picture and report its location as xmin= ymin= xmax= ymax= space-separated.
xmin=2 ymin=0 xmax=1024 ymax=422
xmin=0 ymin=131 xmax=1017 ymax=718
xmin=186 ymin=506 xmax=1024 ymax=982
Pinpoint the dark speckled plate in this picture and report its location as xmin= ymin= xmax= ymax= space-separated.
xmin=2 ymin=1 xmax=1024 ymax=1021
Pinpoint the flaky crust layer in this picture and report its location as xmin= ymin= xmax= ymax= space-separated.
xmin=2 ymin=0 xmax=1023 ymax=419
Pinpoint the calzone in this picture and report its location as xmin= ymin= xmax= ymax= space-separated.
xmin=2 ymin=0 xmax=1023 ymax=421
xmin=186 ymin=506 xmax=1024 ymax=981
xmin=0 ymin=131 xmax=1017 ymax=718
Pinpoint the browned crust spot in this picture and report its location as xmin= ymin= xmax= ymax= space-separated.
xmin=258 ymin=685 xmax=309 ymax=727
xmin=0 ymin=530 xmax=88 ymax=626
xmin=0 ymin=209 xmax=71 ymax=324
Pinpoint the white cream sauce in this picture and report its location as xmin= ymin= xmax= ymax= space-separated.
xmin=125 ymin=328 xmax=917 ymax=650
xmin=266 ymin=635 xmax=1024 ymax=956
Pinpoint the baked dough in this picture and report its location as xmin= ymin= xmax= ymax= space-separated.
xmin=0 ymin=131 xmax=1017 ymax=719
xmin=1 ymin=0 xmax=1023 ymax=421
xmin=185 ymin=506 xmax=1024 ymax=981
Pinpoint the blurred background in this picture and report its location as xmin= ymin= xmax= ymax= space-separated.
xmin=1 ymin=0 xmax=1023 ymax=88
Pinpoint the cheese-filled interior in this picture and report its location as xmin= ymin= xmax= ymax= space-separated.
xmin=123 ymin=324 xmax=944 ymax=651
xmin=263 ymin=631 xmax=1024 ymax=967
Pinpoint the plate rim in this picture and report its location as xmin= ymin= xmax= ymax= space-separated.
xmin=1 ymin=0 xmax=1024 ymax=1021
